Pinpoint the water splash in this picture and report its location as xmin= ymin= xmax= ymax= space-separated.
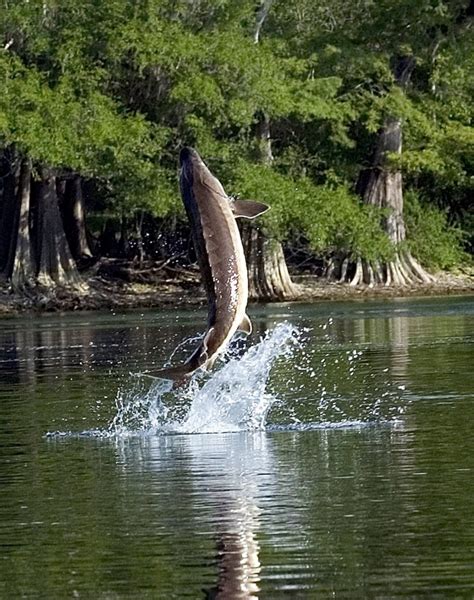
xmin=108 ymin=322 xmax=301 ymax=436
xmin=45 ymin=319 xmax=407 ymax=440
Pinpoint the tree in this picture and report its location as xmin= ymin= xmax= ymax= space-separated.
xmin=240 ymin=0 xmax=299 ymax=300
xmin=34 ymin=168 xmax=81 ymax=288
xmin=0 ymin=1 xmax=167 ymax=289
xmin=241 ymin=115 xmax=299 ymax=300
xmin=7 ymin=157 xmax=35 ymax=290
xmin=0 ymin=0 xmax=470 ymax=302
xmin=328 ymin=56 xmax=434 ymax=285
xmin=268 ymin=0 xmax=473 ymax=284
xmin=103 ymin=0 xmax=328 ymax=296
xmin=0 ymin=147 xmax=20 ymax=281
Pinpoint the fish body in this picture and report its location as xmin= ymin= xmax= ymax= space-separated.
xmin=156 ymin=147 xmax=269 ymax=382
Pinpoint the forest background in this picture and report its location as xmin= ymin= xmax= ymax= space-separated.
xmin=0 ymin=0 xmax=472 ymax=306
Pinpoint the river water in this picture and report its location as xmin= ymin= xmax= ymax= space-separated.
xmin=0 ymin=296 xmax=473 ymax=598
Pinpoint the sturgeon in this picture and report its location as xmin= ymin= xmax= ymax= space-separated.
xmin=156 ymin=147 xmax=269 ymax=382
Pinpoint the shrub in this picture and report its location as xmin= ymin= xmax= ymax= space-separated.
xmin=404 ymin=190 xmax=467 ymax=270
xmin=230 ymin=161 xmax=393 ymax=263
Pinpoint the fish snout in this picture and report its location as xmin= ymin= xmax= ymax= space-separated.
xmin=179 ymin=146 xmax=201 ymax=165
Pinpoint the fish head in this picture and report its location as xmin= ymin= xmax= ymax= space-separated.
xmin=179 ymin=146 xmax=201 ymax=165
xmin=179 ymin=147 xmax=205 ymax=187
xmin=180 ymin=146 xmax=218 ymax=192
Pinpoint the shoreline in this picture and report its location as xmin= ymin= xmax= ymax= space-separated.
xmin=0 ymin=261 xmax=472 ymax=318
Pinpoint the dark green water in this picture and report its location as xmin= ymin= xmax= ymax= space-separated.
xmin=0 ymin=296 xmax=473 ymax=598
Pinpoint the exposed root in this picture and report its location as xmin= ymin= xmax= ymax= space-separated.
xmin=325 ymin=251 xmax=435 ymax=287
xmin=349 ymin=258 xmax=363 ymax=286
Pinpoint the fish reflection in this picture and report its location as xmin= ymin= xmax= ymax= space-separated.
xmin=197 ymin=440 xmax=266 ymax=598
xmin=177 ymin=433 xmax=270 ymax=599
xmin=204 ymin=500 xmax=261 ymax=599
xmin=115 ymin=432 xmax=275 ymax=599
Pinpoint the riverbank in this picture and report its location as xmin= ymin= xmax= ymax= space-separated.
xmin=0 ymin=258 xmax=472 ymax=317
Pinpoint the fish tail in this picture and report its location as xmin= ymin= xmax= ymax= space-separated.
xmin=153 ymin=338 xmax=210 ymax=385
xmin=152 ymin=363 xmax=195 ymax=383
xmin=152 ymin=348 xmax=205 ymax=386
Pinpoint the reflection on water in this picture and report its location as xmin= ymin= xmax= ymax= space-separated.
xmin=121 ymin=434 xmax=270 ymax=599
xmin=0 ymin=296 xmax=473 ymax=597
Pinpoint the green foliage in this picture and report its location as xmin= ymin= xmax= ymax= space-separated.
xmin=0 ymin=0 xmax=472 ymax=267
xmin=230 ymin=162 xmax=393 ymax=262
xmin=404 ymin=191 xmax=468 ymax=269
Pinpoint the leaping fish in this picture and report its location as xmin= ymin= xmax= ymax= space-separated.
xmin=155 ymin=147 xmax=269 ymax=382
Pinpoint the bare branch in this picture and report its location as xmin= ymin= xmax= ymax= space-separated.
xmin=254 ymin=0 xmax=273 ymax=44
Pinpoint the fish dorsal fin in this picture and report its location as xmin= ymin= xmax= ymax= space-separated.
xmin=232 ymin=198 xmax=270 ymax=219
xmin=238 ymin=314 xmax=252 ymax=334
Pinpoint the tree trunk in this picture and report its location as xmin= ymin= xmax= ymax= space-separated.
xmin=118 ymin=214 xmax=130 ymax=258
xmin=34 ymin=168 xmax=81 ymax=288
xmin=254 ymin=0 xmax=273 ymax=44
xmin=62 ymin=175 xmax=92 ymax=261
xmin=326 ymin=56 xmax=434 ymax=286
xmin=10 ymin=158 xmax=35 ymax=290
xmin=0 ymin=148 xmax=20 ymax=279
xmin=243 ymin=111 xmax=298 ymax=300
xmin=242 ymin=225 xmax=297 ymax=300
xmin=0 ymin=153 xmax=36 ymax=289
xmin=135 ymin=211 xmax=145 ymax=265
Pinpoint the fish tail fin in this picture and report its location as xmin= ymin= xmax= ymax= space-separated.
xmin=152 ymin=363 xmax=195 ymax=384
xmin=153 ymin=336 xmax=210 ymax=385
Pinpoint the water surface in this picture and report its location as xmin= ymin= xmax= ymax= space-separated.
xmin=0 ymin=296 xmax=473 ymax=598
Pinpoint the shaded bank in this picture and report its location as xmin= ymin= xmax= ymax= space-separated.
xmin=0 ymin=259 xmax=472 ymax=317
